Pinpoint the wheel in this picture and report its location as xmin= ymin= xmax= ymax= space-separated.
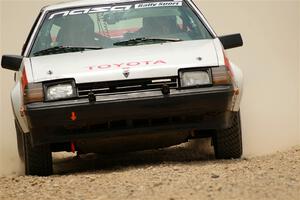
xmin=15 ymin=120 xmax=25 ymax=162
xmin=23 ymin=130 xmax=53 ymax=176
xmin=213 ymin=111 xmax=243 ymax=159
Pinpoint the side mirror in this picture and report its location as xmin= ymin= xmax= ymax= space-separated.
xmin=219 ymin=33 xmax=243 ymax=50
xmin=1 ymin=55 xmax=23 ymax=71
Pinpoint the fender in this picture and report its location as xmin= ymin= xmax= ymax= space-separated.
xmin=11 ymin=82 xmax=29 ymax=133
xmin=212 ymin=38 xmax=243 ymax=112
xmin=229 ymin=61 xmax=243 ymax=112
xmin=11 ymin=59 xmax=33 ymax=133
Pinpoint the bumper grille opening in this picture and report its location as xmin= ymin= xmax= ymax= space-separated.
xmin=64 ymin=114 xmax=215 ymax=135
xmin=64 ymin=114 xmax=217 ymax=135
xmin=152 ymin=117 xmax=170 ymax=125
xmin=109 ymin=120 xmax=127 ymax=129
xmin=133 ymin=119 xmax=150 ymax=128
xmin=77 ymin=77 xmax=178 ymax=97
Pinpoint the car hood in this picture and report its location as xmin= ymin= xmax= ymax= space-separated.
xmin=30 ymin=39 xmax=220 ymax=83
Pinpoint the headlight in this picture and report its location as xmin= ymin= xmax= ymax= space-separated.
xmin=45 ymin=81 xmax=76 ymax=101
xmin=179 ymin=70 xmax=211 ymax=88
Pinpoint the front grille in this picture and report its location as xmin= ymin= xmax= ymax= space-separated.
xmin=77 ymin=77 xmax=178 ymax=97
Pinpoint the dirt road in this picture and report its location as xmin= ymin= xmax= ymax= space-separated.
xmin=1 ymin=140 xmax=299 ymax=200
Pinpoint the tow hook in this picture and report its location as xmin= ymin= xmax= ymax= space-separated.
xmin=161 ymin=84 xmax=170 ymax=96
xmin=88 ymin=91 xmax=96 ymax=103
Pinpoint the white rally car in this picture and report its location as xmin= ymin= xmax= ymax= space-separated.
xmin=1 ymin=0 xmax=243 ymax=176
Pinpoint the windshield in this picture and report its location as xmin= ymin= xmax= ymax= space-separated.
xmin=30 ymin=0 xmax=212 ymax=56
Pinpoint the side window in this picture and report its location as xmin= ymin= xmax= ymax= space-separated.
xmin=50 ymin=24 xmax=61 ymax=43
xmin=31 ymin=21 xmax=53 ymax=53
xmin=176 ymin=16 xmax=184 ymax=30
xmin=180 ymin=6 xmax=212 ymax=39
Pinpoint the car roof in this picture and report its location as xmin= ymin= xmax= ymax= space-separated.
xmin=43 ymin=0 xmax=168 ymax=11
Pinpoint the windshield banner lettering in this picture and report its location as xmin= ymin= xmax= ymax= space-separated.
xmin=135 ymin=1 xmax=182 ymax=9
xmin=48 ymin=0 xmax=183 ymax=20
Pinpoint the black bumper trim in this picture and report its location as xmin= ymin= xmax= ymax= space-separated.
xmin=26 ymin=86 xmax=234 ymax=146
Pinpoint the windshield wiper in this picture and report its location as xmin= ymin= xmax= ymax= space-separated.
xmin=33 ymin=46 xmax=104 ymax=56
xmin=113 ymin=37 xmax=182 ymax=46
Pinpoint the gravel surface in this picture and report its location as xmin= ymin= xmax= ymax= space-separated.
xmin=1 ymin=139 xmax=299 ymax=200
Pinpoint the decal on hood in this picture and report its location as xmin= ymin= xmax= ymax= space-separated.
xmin=87 ymin=60 xmax=167 ymax=70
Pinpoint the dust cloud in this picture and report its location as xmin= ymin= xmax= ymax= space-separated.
xmin=0 ymin=115 xmax=24 ymax=176
xmin=0 ymin=135 xmax=24 ymax=176
xmin=0 ymin=86 xmax=24 ymax=176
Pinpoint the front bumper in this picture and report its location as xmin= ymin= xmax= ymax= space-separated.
xmin=26 ymin=86 xmax=234 ymax=146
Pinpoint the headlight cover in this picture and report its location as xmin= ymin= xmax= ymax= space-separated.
xmin=45 ymin=81 xmax=76 ymax=101
xmin=179 ymin=69 xmax=212 ymax=88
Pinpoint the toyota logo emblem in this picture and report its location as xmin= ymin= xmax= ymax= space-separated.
xmin=123 ymin=69 xmax=130 ymax=78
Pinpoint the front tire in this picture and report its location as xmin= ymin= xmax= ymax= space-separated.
xmin=23 ymin=132 xmax=53 ymax=176
xmin=213 ymin=111 xmax=243 ymax=159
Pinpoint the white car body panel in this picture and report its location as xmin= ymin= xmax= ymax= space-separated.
xmin=11 ymin=59 xmax=32 ymax=133
xmin=212 ymin=38 xmax=243 ymax=112
xmin=213 ymin=38 xmax=225 ymax=66
xmin=30 ymin=39 xmax=219 ymax=83
xmin=230 ymin=61 xmax=243 ymax=111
